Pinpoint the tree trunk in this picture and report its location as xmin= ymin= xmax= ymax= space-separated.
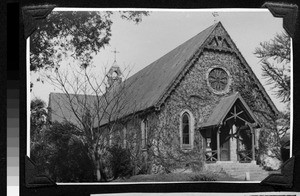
xmin=99 ymin=158 xmax=108 ymax=182
xmin=96 ymin=159 xmax=101 ymax=181
xmin=93 ymin=150 xmax=102 ymax=182
xmin=94 ymin=152 xmax=107 ymax=182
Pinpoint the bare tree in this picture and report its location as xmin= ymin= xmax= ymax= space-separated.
xmin=44 ymin=64 xmax=136 ymax=181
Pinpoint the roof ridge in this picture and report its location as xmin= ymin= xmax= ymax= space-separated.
xmin=121 ymin=22 xmax=219 ymax=85
xmin=49 ymin=22 xmax=219 ymax=103
xmin=49 ymin=92 xmax=99 ymax=98
xmin=217 ymin=22 xmax=279 ymax=115
xmin=200 ymin=91 xmax=258 ymax=129
xmin=154 ymin=22 xmax=219 ymax=108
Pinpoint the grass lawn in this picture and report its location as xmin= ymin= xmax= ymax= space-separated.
xmin=112 ymin=171 xmax=239 ymax=182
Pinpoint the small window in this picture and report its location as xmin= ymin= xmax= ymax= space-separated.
xmin=141 ymin=119 xmax=148 ymax=149
xmin=182 ymin=113 xmax=190 ymax=145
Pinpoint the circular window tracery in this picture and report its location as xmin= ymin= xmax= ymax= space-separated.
xmin=208 ymin=68 xmax=229 ymax=92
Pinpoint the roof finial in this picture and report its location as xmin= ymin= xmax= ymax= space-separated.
xmin=111 ymin=48 xmax=120 ymax=63
xmin=212 ymin=12 xmax=219 ymax=23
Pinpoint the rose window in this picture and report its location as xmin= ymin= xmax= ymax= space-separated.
xmin=208 ymin=68 xmax=229 ymax=91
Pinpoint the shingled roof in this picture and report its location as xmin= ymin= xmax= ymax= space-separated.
xmin=49 ymin=23 xmax=218 ymax=126
xmin=116 ymin=22 xmax=218 ymax=112
xmin=49 ymin=22 xmax=278 ymax=127
xmin=200 ymin=92 xmax=258 ymax=129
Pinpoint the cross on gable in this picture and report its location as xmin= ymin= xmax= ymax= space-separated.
xmin=111 ymin=48 xmax=120 ymax=63
xmin=212 ymin=12 xmax=219 ymax=23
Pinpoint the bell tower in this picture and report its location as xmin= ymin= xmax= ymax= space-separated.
xmin=107 ymin=48 xmax=122 ymax=91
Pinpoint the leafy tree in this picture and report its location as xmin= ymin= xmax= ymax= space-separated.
xmin=31 ymin=121 xmax=95 ymax=182
xmin=254 ymin=32 xmax=290 ymax=104
xmin=254 ymin=32 xmax=291 ymax=163
xmin=30 ymin=10 xmax=149 ymax=181
xmin=30 ymin=98 xmax=48 ymax=146
xmin=30 ymin=99 xmax=96 ymax=181
xmin=30 ymin=11 xmax=149 ymax=73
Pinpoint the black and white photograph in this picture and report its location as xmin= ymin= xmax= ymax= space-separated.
xmin=28 ymin=8 xmax=292 ymax=184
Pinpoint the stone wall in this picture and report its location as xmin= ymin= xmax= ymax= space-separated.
xmin=109 ymin=49 xmax=277 ymax=174
xmin=150 ymin=49 xmax=277 ymax=172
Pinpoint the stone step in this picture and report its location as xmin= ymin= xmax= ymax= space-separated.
xmin=221 ymin=165 xmax=260 ymax=168
xmin=226 ymin=168 xmax=266 ymax=171
xmin=230 ymin=172 xmax=269 ymax=176
xmin=219 ymin=164 xmax=262 ymax=167
xmin=224 ymin=170 xmax=264 ymax=173
xmin=207 ymin=165 xmax=264 ymax=170
xmin=226 ymin=171 xmax=268 ymax=175
xmin=230 ymin=173 xmax=270 ymax=181
xmin=231 ymin=174 xmax=269 ymax=178
xmin=205 ymin=166 xmax=264 ymax=170
xmin=204 ymin=162 xmax=270 ymax=181
xmin=224 ymin=167 xmax=266 ymax=171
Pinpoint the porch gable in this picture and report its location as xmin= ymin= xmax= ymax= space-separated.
xmin=199 ymin=92 xmax=259 ymax=129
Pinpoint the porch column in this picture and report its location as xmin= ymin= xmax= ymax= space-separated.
xmin=217 ymin=125 xmax=221 ymax=161
xmin=237 ymin=129 xmax=240 ymax=162
xmin=230 ymin=124 xmax=238 ymax=161
xmin=250 ymin=126 xmax=255 ymax=161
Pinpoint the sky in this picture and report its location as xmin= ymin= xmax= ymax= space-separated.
xmin=30 ymin=9 xmax=289 ymax=112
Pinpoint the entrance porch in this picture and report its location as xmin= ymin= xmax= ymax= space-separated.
xmin=199 ymin=92 xmax=260 ymax=164
xmin=202 ymin=123 xmax=257 ymax=163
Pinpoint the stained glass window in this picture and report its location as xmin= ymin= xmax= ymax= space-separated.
xmin=182 ymin=113 xmax=190 ymax=145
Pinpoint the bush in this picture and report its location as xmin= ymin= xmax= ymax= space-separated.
xmin=190 ymin=173 xmax=217 ymax=181
xmin=31 ymin=122 xmax=95 ymax=182
xmin=137 ymin=163 xmax=148 ymax=175
xmin=108 ymin=145 xmax=134 ymax=179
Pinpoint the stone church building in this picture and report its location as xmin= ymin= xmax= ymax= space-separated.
xmin=49 ymin=22 xmax=279 ymax=177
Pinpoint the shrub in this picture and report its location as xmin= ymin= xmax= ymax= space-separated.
xmin=31 ymin=122 xmax=95 ymax=182
xmin=190 ymin=173 xmax=217 ymax=181
xmin=108 ymin=145 xmax=134 ymax=179
xmin=137 ymin=162 xmax=148 ymax=175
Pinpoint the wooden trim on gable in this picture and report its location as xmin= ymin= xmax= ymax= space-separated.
xmin=217 ymin=23 xmax=279 ymax=116
xmin=155 ymin=22 xmax=279 ymax=116
xmin=154 ymin=47 xmax=204 ymax=110
xmin=154 ymin=24 xmax=219 ymax=110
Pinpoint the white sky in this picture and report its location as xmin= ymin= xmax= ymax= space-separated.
xmin=30 ymin=9 xmax=289 ymax=112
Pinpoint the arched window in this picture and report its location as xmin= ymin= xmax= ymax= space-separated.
xmin=182 ymin=112 xmax=190 ymax=145
xmin=180 ymin=110 xmax=194 ymax=149
xmin=141 ymin=119 xmax=148 ymax=149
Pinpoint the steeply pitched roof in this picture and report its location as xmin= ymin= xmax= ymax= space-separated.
xmin=116 ymin=22 xmax=218 ymax=113
xmin=200 ymin=92 xmax=258 ymax=129
xmin=216 ymin=23 xmax=279 ymax=116
xmin=49 ymin=21 xmax=278 ymax=127
xmin=49 ymin=23 xmax=218 ymax=126
xmin=48 ymin=92 xmax=100 ymax=126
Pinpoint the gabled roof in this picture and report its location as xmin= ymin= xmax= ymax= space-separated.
xmin=200 ymin=92 xmax=258 ymax=129
xmin=216 ymin=23 xmax=279 ymax=116
xmin=49 ymin=89 xmax=131 ymax=127
xmin=115 ymin=22 xmax=218 ymax=114
xmin=48 ymin=92 xmax=100 ymax=126
xmin=49 ymin=23 xmax=218 ymax=126
xmin=49 ymin=21 xmax=279 ymax=127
